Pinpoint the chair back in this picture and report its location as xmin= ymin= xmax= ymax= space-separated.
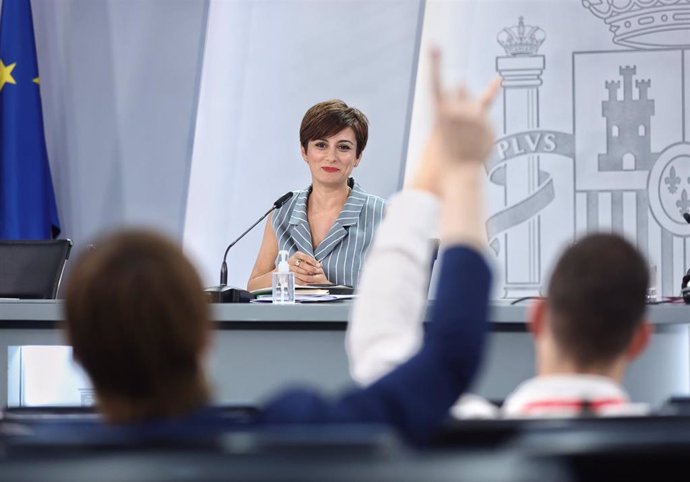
xmin=0 ymin=239 xmax=72 ymax=299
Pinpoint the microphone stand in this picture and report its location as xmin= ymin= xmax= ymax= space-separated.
xmin=219 ymin=206 xmax=274 ymax=286
xmin=204 ymin=276 xmax=254 ymax=304
xmin=205 ymin=192 xmax=294 ymax=303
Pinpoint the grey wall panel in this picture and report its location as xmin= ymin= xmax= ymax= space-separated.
xmin=31 ymin=0 xmax=208 ymax=257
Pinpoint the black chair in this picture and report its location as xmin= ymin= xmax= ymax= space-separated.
xmin=512 ymin=416 xmax=690 ymax=481
xmin=0 ymin=424 xmax=569 ymax=482
xmin=657 ymin=395 xmax=690 ymax=416
xmin=0 ymin=239 xmax=72 ymax=299
xmin=431 ymin=418 xmax=529 ymax=449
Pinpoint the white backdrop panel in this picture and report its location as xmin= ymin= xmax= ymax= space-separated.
xmin=183 ymin=0 xmax=423 ymax=287
xmin=407 ymin=0 xmax=690 ymax=299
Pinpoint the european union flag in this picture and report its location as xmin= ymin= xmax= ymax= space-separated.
xmin=0 ymin=0 xmax=60 ymax=239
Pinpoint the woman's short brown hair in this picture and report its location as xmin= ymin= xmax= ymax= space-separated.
xmin=299 ymin=99 xmax=369 ymax=157
xmin=64 ymin=229 xmax=210 ymax=422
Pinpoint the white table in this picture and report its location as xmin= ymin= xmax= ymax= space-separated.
xmin=1 ymin=301 xmax=688 ymax=407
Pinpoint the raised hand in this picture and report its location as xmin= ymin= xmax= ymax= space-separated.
xmin=409 ymin=49 xmax=500 ymax=197
xmin=430 ymin=48 xmax=500 ymax=164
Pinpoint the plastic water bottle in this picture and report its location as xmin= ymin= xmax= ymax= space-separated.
xmin=272 ymin=250 xmax=295 ymax=304
xmin=646 ymin=264 xmax=657 ymax=303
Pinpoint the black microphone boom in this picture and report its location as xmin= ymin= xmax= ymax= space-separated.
xmin=220 ymin=191 xmax=294 ymax=285
xmin=205 ymin=191 xmax=294 ymax=303
xmin=681 ymin=212 xmax=690 ymax=304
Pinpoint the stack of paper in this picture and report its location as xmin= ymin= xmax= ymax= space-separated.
xmin=250 ymin=285 xmax=355 ymax=303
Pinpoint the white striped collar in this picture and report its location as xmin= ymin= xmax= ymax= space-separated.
xmin=287 ymin=179 xmax=367 ymax=228
xmin=286 ymin=179 xmax=367 ymax=260
xmin=501 ymin=374 xmax=648 ymax=418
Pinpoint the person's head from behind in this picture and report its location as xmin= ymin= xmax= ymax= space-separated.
xmin=299 ymin=99 xmax=368 ymax=187
xmin=529 ymin=233 xmax=651 ymax=381
xmin=64 ymin=229 xmax=210 ymax=423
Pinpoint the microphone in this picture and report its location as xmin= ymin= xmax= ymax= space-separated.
xmin=205 ymin=191 xmax=294 ymax=303
xmin=682 ymin=212 xmax=690 ymax=303
xmin=681 ymin=269 xmax=690 ymax=305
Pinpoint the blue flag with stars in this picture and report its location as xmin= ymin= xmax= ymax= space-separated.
xmin=0 ymin=0 xmax=60 ymax=239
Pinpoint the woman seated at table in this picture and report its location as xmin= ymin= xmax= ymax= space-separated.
xmin=247 ymin=100 xmax=385 ymax=290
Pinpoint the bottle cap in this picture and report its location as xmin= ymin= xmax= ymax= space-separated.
xmin=277 ymin=250 xmax=290 ymax=274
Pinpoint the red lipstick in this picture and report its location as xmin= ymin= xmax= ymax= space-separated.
xmin=322 ymin=167 xmax=339 ymax=173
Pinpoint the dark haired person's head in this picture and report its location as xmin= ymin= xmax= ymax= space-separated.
xmin=299 ymin=99 xmax=369 ymax=158
xmin=64 ymin=230 xmax=210 ymax=423
xmin=530 ymin=233 xmax=651 ymax=378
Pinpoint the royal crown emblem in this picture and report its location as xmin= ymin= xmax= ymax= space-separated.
xmin=497 ymin=17 xmax=546 ymax=56
xmin=582 ymin=0 xmax=690 ymax=48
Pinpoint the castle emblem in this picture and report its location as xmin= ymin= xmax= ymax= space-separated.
xmin=599 ymin=66 xmax=657 ymax=172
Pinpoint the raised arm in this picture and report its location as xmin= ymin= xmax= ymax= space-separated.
xmin=261 ymin=50 xmax=500 ymax=443
xmin=346 ymin=152 xmax=441 ymax=386
xmin=346 ymin=49 xmax=500 ymax=387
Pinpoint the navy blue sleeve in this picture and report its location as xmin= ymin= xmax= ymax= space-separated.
xmin=259 ymin=246 xmax=491 ymax=444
